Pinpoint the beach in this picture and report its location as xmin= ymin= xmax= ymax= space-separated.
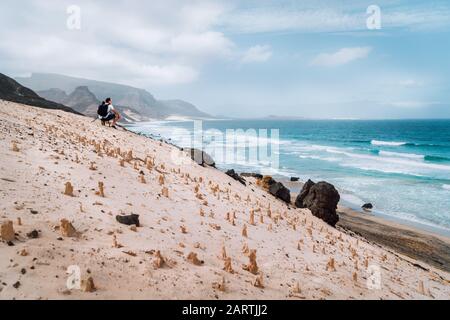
xmin=0 ymin=99 xmax=449 ymax=300
xmin=337 ymin=207 xmax=450 ymax=273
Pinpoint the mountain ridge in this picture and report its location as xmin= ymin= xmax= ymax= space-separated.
xmin=0 ymin=73 xmax=80 ymax=115
xmin=16 ymin=73 xmax=212 ymax=120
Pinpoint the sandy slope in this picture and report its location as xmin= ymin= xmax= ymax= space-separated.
xmin=0 ymin=99 xmax=449 ymax=300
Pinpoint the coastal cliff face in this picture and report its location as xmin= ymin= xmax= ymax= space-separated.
xmin=0 ymin=73 xmax=79 ymax=115
xmin=0 ymin=99 xmax=449 ymax=300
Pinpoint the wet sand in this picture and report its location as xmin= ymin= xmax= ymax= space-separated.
xmin=283 ymin=179 xmax=450 ymax=273
xmin=337 ymin=207 xmax=450 ymax=273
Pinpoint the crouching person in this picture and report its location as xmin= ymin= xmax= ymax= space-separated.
xmin=97 ymin=97 xmax=121 ymax=129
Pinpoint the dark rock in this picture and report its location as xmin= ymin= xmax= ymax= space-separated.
xmin=295 ymin=179 xmax=315 ymax=208
xmin=269 ymin=182 xmax=291 ymax=204
xmin=261 ymin=176 xmax=276 ymax=189
xmin=290 ymin=177 xmax=300 ymax=182
xmin=296 ymin=181 xmax=340 ymax=227
xmin=26 ymin=230 xmax=39 ymax=239
xmin=240 ymin=173 xmax=263 ymax=179
xmin=116 ymin=214 xmax=140 ymax=227
xmin=183 ymin=148 xmax=215 ymax=167
xmin=13 ymin=281 xmax=21 ymax=289
xmin=225 ymin=169 xmax=246 ymax=186
xmin=30 ymin=210 xmax=39 ymax=215
xmin=362 ymin=203 xmax=373 ymax=210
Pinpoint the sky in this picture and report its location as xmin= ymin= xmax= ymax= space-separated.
xmin=0 ymin=0 xmax=449 ymax=118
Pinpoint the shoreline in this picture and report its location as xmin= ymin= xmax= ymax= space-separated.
xmin=279 ymin=178 xmax=450 ymax=273
xmin=282 ymin=178 xmax=450 ymax=238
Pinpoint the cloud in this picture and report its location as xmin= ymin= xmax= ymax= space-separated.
xmin=241 ymin=45 xmax=272 ymax=63
xmin=310 ymin=47 xmax=371 ymax=67
xmin=221 ymin=6 xmax=363 ymax=34
xmin=219 ymin=1 xmax=450 ymax=34
xmin=0 ymin=0 xmax=232 ymax=86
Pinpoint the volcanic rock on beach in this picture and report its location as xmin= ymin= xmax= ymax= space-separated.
xmin=183 ymin=148 xmax=215 ymax=167
xmin=240 ymin=173 xmax=263 ymax=179
xmin=295 ymin=180 xmax=340 ymax=227
xmin=295 ymin=179 xmax=315 ymax=208
xmin=226 ymin=169 xmax=246 ymax=186
xmin=269 ymin=182 xmax=291 ymax=204
xmin=362 ymin=203 xmax=373 ymax=210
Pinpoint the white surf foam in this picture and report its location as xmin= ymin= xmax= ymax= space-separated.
xmin=379 ymin=150 xmax=424 ymax=160
xmin=371 ymin=140 xmax=406 ymax=146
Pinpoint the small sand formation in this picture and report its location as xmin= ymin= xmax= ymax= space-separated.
xmin=81 ymin=277 xmax=96 ymax=292
xmin=112 ymin=235 xmax=123 ymax=248
xmin=187 ymin=252 xmax=204 ymax=266
xmin=221 ymin=245 xmax=227 ymax=260
xmin=249 ymin=210 xmax=255 ymax=225
xmin=223 ymin=257 xmax=234 ymax=274
xmin=1 ymin=220 xmax=15 ymax=242
xmin=326 ymin=258 xmax=336 ymax=272
xmin=212 ymin=277 xmax=226 ymax=292
xmin=96 ymin=182 xmax=105 ymax=197
xmin=293 ymin=282 xmax=301 ymax=294
xmin=11 ymin=142 xmax=20 ymax=152
xmin=64 ymin=182 xmax=74 ymax=196
xmin=243 ymin=250 xmax=259 ymax=275
xmin=60 ymin=219 xmax=79 ymax=237
xmin=153 ymin=250 xmax=166 ymax=269
xmin=253 ymin=274 xmax=264 ymax=288
xmin=242 ymin=224 xmax=248 ymax=238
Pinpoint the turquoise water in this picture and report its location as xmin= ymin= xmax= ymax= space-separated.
xmin=128 ymin=119 xmax=450 ymax=234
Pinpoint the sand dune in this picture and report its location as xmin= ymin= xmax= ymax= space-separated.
xmin=0 ymin=99 xmax=449 ymax=300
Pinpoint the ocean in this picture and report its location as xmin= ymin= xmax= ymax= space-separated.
xmin=127 ymin=119 xmax=450 ymax=235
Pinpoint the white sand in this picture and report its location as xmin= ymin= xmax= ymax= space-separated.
xmin=0 ymin=99 xmax=449 ymax=300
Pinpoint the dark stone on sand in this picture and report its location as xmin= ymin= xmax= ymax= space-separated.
xmin=26 ymin=230 xmax=39 ymax=239
xmin=290 ymin=177 xmax=300 ymax=182
xmin=240 ymin=172 xmax=263 ymax=179
xmin=225 ymin=169 xmax=247 ymax=186
xmin=116 ymin=214 xmax=140 ymax=227
xmin=269 ymin=182 xmax=291 ymax=204
xmin=295 ymin=180 xmax=340 ymax=227
xmin=182 ymin=148 xmax=215 ymax=167
xmin=362 ymin=203 xmax=373 ymax=210
xmin=294 ymin=179 xmax=315 ymax=208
